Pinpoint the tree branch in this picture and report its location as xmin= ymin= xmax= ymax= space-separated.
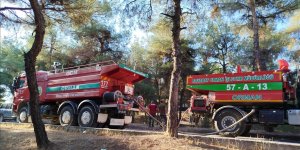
xmin=0 ymin=6 xmax=92 ymax=12
xmin=182 ymin=11 xmax=196 ymax=15
xmin=0 ymin=12 xmax=34 ymax=25
xmin=0 ymin=7 xmax=32 ymax=11
xmin=258 ymin=6 xmax=297 ymax=20
xmin=161 ymin=13 xmax=173 ymax=18
xmin=180 ymin=27 xmax=187 ymax=30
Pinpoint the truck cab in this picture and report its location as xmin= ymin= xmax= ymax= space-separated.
xmin=190 ymin=95 xmax=208 ymax=113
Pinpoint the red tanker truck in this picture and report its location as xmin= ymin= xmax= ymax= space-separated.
xmin=187 ymin=60 xmax=300 ymax=136
xmin=12 ymin=60 xmax=148 ymax=128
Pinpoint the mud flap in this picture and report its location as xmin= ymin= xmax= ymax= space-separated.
xmin=28 ymin=116 xmax=32 ymax=123
xmin=97 ymin=113 xmax=108 ymax=123
xmin=109 ymin=118 xmax=125 ymax=126
xmin=124 ymin=116 xmax=132 ymax=124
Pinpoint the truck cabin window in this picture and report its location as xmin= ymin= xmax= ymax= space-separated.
xmin=19 ymin=79 xmax=25 ymax=88
xmin=12 ymin=77 xmax=25 ymax=90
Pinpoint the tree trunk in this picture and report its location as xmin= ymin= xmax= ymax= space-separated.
xmin=178 ymin=75 xmax=186 ymax=122
xmin=26 ymin=0 xmax=49 ymax=149
xmin=260 ymin=48 xmax=268 ymax=70
xmin=222 ymin=41 xmax=227 ymax=73
xmin=49 ymin=35 xmax=55 ymax=69
xmin=154 ymin=77 xmax=160 ymax=101
xmin=248 ymin=0 xmax=266 ymax=71
xmin=222 ymin=64 xmax=226 ymax=73
xmin=167 ymin=0 xmax=182 ymax=138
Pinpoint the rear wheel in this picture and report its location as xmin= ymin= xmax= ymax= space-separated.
xmin=78 ymin=105 xmax=98 ymax=127
xmin=59 ymin=106 xmax=77 ymax=126
xmin=18 ymin=107 xmax=29 ymax=123
xmin=214 ymin=109 xmax=246 ymax=137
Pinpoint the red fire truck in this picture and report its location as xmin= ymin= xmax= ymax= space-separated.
xmin=12 ymin=60 xmax=147 ymax=128
xmin=187 ymin=60 xmax=300 ymax=136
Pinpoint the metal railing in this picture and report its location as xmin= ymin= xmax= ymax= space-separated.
xmin=49 ymin=60 xmax=116 ymax=73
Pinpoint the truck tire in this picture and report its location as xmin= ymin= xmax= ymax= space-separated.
xmin=214 ymin=109 xmax=246 ymax=137
xmin=18 ymin=107 xmax=29 ymax=123
xmin=59 ymin=106 xmax=77 ymax=126
xmin=78 ymin=105 xmax=98 ymax=127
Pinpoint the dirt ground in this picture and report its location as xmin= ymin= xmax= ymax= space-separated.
xmin=0 ymin=124 xmax=222 ymax=150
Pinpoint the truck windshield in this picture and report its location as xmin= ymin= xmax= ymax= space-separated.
xmin=19 ymin=79 xmax=25 ymax=88
xmin=13 ymin=77 xmax=25 ymax=90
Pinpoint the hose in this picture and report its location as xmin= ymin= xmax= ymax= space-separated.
xmin=179 ymin=108 xmax=256 ymax=136
xmin=205 ymin=108 xmax=255 ymax=135
xmin=177 ymin=108 xmax=190 ymax=128
xmin=132 ymin=98 xmax=166 ymax=130
xmin=131 ymin=97 xmax=255 ymax=135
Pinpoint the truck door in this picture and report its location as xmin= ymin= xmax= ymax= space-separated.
xmin=38 ymin=81 xmax=47 ymax=102
xmin=14 ymin=77 xmax=29 ymax=101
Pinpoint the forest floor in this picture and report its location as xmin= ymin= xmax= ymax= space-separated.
xmin=1 ymin=113 xmax=300 ymax=150
xmin=0 ymin=124 xmax=223 ymax=150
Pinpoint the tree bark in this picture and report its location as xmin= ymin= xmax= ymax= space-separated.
xmin=154 ymin=77 xmax=161 ymax=101
xmin=248 ymin=0 xmax=266 ymax=71
xmin=167 ymin=0 xmax=182 ymax=138
xmin=49 ymin=35 xmax=56 ymax=69
xmin=25 ymin=0 xmax=49 ymax=149
xmin=222 ymin=63 xmax=226 ymax=73
xmin=178 ymin=75 xmax=186 ymax=122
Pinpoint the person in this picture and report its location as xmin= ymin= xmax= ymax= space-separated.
xmin=158 ymin=100 xmax=166 ymax=125
xmin=147 ymin=100 xmax=157 ymax=127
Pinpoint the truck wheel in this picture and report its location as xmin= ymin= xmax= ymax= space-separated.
xmin=214 ymin=109 xmax=246 ymax=137
xmin=59 ymin=106 xmax=77 ymax=126
xmin=18 ymin=107 xmax=29 ymax=123
xmin=78 ymin=105 xmax=98 ymax=127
